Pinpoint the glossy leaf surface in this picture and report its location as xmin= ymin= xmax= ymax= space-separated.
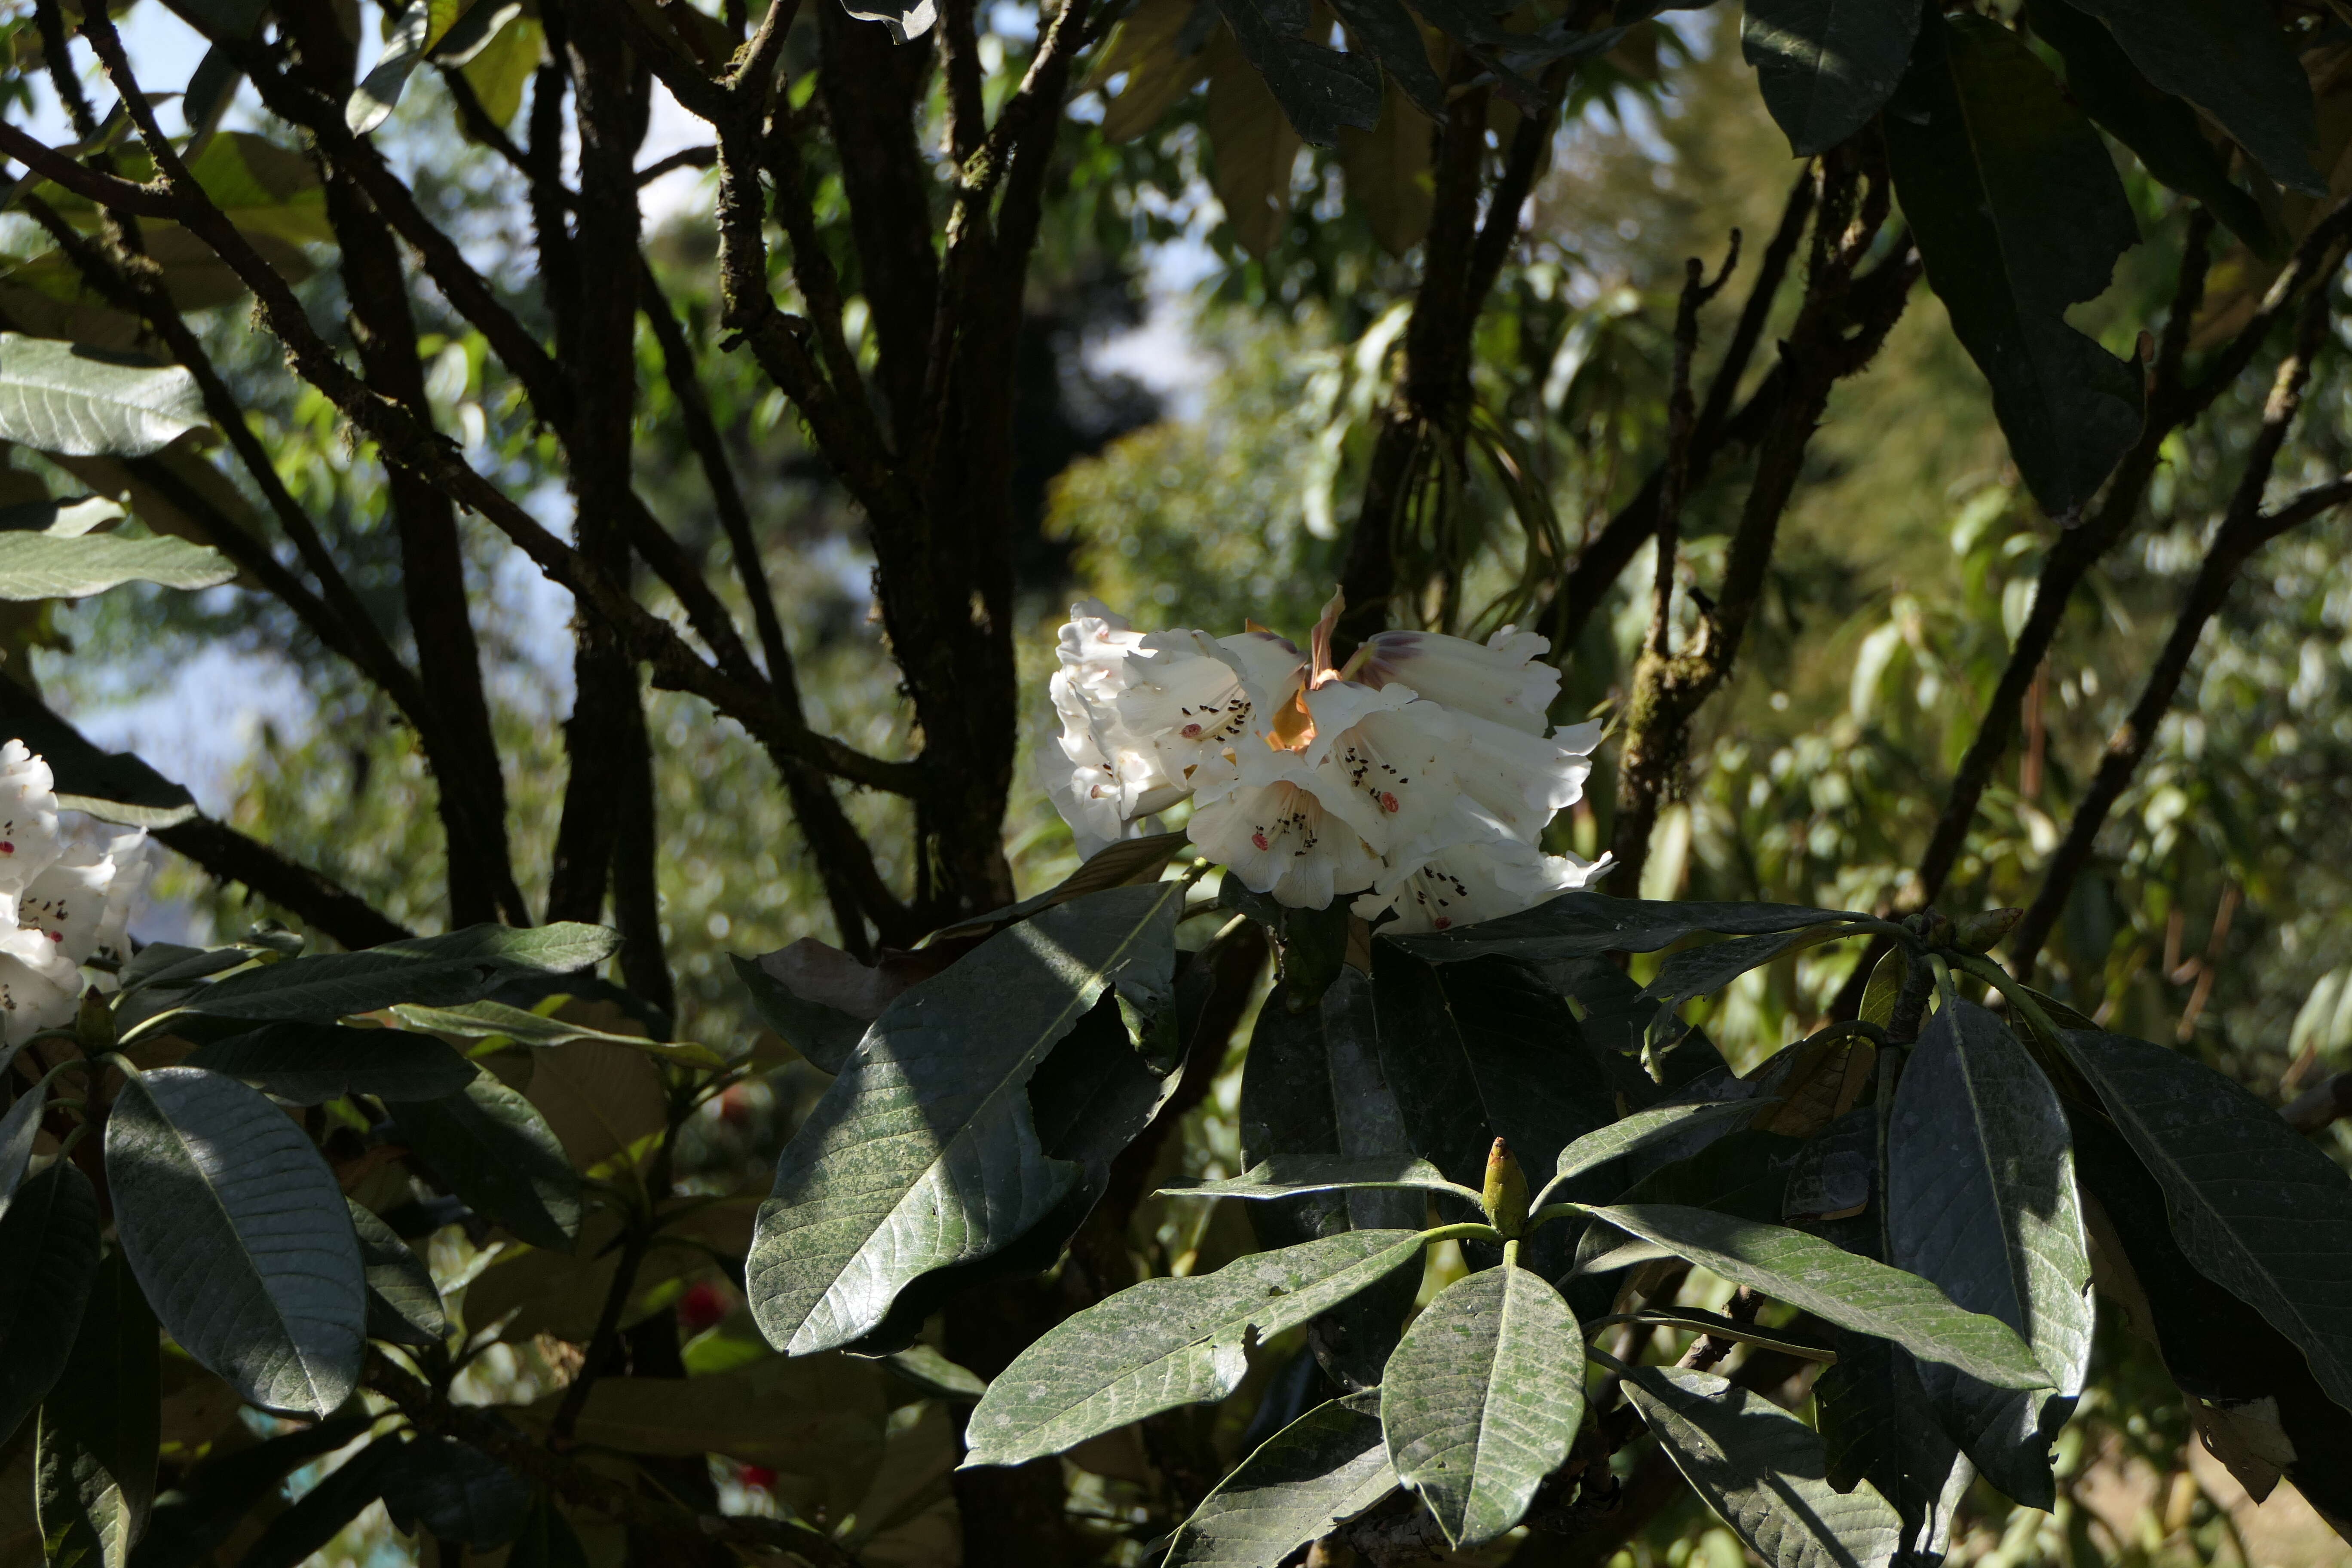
xmin=106 ymin=1069 xmax=364 ymax=1416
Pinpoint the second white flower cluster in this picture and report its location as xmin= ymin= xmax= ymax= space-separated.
xmin=0 ymin=739 xmax=153 ymax=1043
xmin=1044 ymin=597 xmax=1610 ymax=934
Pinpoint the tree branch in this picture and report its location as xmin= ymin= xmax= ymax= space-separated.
xmin=1606 ymin=152 xmax=1914 ymax=894
xmin=1534 ymin=166 xmax=1816 ymax=661
xmin=2010 ymin=285 xmax=2339 ymax=975
xmin=64 ymin=14 xmax=922 ymax=799
xmin=637 ymin=259 xmax=911 ymax=951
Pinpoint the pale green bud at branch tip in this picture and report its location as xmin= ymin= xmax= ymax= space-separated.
xmin=1483 ymin=1136 xmax=1528 ymax=1239
xmin=1952 ymin=906 xmax=2024 ymax=952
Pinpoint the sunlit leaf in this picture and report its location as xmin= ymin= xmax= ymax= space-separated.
xmin=1886 ymin=998 xmax=2091 ymax=1507
xmin=106 ymin=1069 xmax=366 ymax=1416
xmin=748 ymin=881 xmax=1184 ymax=1355
xmin=963 ymin=1230 xmax=1428 ymax=1467
xmin=1625 ymin=1364 xmax=1905 ymax=1568
xmin=1165 ymin=1395 xmax=1396 ymax=1567
xmin=1381 ymin=1263 xmax=1585 ymax=1547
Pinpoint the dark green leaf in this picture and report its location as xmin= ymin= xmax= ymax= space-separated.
xmin=1624 ymin=1363 xmax=1905 ymax=1568
xmin=2061 ymin=1028 xmax=2352 ymax=1410
xmin=1886 ymin=999 xmax=2090 ymax=1507
xmin=0 ymin=336 xmax=205 ymax=459
xmin=1549 ymin=954 xmax=1730 ymax=1098
xmin=1576 ymin=1204 xmax=2049 ymax=1387
xmin=1165 ymin=1394 xmax=1395 ymax=1567
xmin=393 ymin=1066 xmax=582 ymax=1250
xmin=826 ymin=982 xmax=1187 ymax=1359
xmin=377 ymin=1435 xmax=530 ymax=1548
xmin=1390 ymin=891 xmax=1859 ymax=967
xmin=0 ymin=532 xmax=234 ymax=601
xmin=926 ymin=831 xmax=1190 ymax=942
xmin=2070 ymin=1112 xmax=2352 ymax=1525
xmin=1160 ymin=1153 xmax=1481 ymax=1204
xmin=235 ymin=1438 xmax=404 ymax=1568
xmin=186 ymin=1022 xmax=476 ymax=1105
xmin=1595 ymin=1308 xmax=1838 ymax=1363
xmin=2057 ymin=0 xmax=2321 ymax=193
xmin=1381 ymin=1264 xmax=1585 ymax=1547
xmin=1639 ymin=925 xmax=1860 ymax=1047
xmin=1372 ymin=949 xmax=1617 ymax=1222
xmin=349 ymin=1200 xmax=445 ymax=1348
xmin=1324 ymin=0 xmax=1445 ymax=116
xmin=1535 ymin=1098 xmax=1771 ymax=1209
xmin=182 ymin=45 xmax=241 ymax=131
xmin=1213 ymin=0 xmax=1384 ymax=145
xmin=131 ymin=1417 xmax=371 ymax=1568
xmin=730 ymin=952 xmax=865 ymax=1073
xmin=1783 ymin=1107 xmax=1875 ymax=1223
xmin=1614 ymin=1128 xmax=1806 ymax=1225
xmin=2025 ymin=0 xmax=2278 ymax=257
xmin=962 ymin=1229 xmax=1428 ymax=1466
xmin=0 ymin=1081 xmax=43 ymax=1215
xmin=118 ymin=945 xmax=248 ymax=994
xmin=1239 ymin=966 xmax=1424 ymax=1388
xmin=503 ymin=1488 xmax=591 ymax=1568
xmin=1813 ymin=1332 xmax=1972 ymax=1560
xmin=1740 ymin=0 xmax=1924 ymax=156
xmin=34 ymin=1253 xmax=158 ymax=1568
xmin=1883 ymin=12 xmax=2143 ymax=518
xmin=106 ymin=1068 xmax=365 ymax=1416
xmin=390 ymin=998 xmax=728 ymax=1070
xmin=175 ymin=922 xmax=619 ymax=1024
xmin=750 ymin=881 xmax=1185 ymax=1355
xmin=0 ymin=1162 xmax=100 ymax=1449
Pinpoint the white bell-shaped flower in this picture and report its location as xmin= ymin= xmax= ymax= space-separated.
xmin=1187 ymin=764 xmax=1387 ymax=911
xmin=1348 ymin=626 xmax=1562 ymax=735
xmin=0 ymin=923 xmax=81 ymax=1042
xmin=22 ymin=821 xmax=152 ymax=966
xmin=1448 ymin=714 xmax=1605 ymax=840
xmin=0 ymin=739 xmax=65 ymax=898
xmin=1353 ymin=808 xmax=1612 ymax=934
xmin=1047 ymin=603 xmax=1306 ymax=856
xmin=1042 ymin=593 xmax=1606 ymax=932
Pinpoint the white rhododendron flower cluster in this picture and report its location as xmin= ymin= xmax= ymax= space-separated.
xmin=0 ymin=739 xmax=153 ymax=1041
xmin=1044 ymin=595 xmax=1609 ymax=933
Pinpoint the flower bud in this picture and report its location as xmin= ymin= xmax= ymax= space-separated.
xmin=1483 ymin=1136 xmax=1528 ymax=1239
xmin=76 ymin=984 xmax=114 ymax=1051
xmin=1953 ymin=907 xmax=2024 ymax=952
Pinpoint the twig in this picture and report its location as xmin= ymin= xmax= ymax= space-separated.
xmin=636 ymin=258 xmax=911 ymax=950
xmin=2010 ymin=285 xmax=2339 ymax=974
xmin=36 ymin=43 xmax=923 ymax=800
xmin=1538 ymin=167 xmax=1819 ymax=659
xmin=1608 ymin=238 xmax=1740 ymax=893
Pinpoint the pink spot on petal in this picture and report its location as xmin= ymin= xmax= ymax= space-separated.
xmin=1380 ymin=792 xmax=1400 ymax=812
xmin=1181 ymin=723 xmax=1202 ymax=738
xmin=1433 ymin=917 xmax=1452 ymax=930
xmin=1251 ymin=831 xmax=1270 ymax=851
xmin=46 ymin=932 xmax=59 ymax=942
xmin=0 ymin=842 xmax=12 ymax=854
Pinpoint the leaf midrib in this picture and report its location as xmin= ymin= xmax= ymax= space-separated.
xmin=126 ymin=1076 xmax=329 ymax=1408
xmin=804 ymin=878 xmax=1187 ymax=1333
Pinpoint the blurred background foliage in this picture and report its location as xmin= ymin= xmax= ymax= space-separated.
xmin=8 ymin=1 xmax=2352 ymax=1561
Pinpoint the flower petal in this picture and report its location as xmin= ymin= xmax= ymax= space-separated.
xmin=1352 ymin=626 xmax=1561 ymax=735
